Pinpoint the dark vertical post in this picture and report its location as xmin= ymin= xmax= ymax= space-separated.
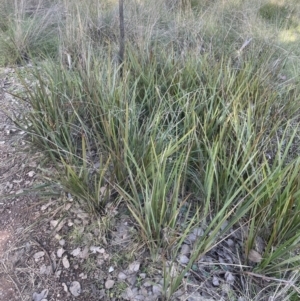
xmin=119 ymin=0 xmax=125 ymax=77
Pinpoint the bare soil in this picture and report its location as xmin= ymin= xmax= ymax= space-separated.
xmin=0 ymin=67 xmax=50 ymax=301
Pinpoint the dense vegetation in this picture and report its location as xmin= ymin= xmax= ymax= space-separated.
xmin=1 ymin=0 xmax=300 ymax=299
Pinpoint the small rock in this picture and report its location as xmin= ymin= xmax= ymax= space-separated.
xmin=39 ymin=265 xmax=52 ymax=275
xmin=32 ymin=289 xmax=48 ymax=301
xmin=59 ymin=239 xmax=66 ymax=246
xmin=128 ymin=261 xmax=140 ymax=273
xmin=118 ymin=272 xmax=127 ymax=280
xmin=62 ymin=256 xmax=70 ymax=269
xmin=123 ymin=287 xmax=138 ymax=299
xmin=54 ymin=234 xmax=61 ymax=240
xmin=55 ymin=270 xmax=61 ymax=278
xmin=212 ymin=276 xmax=220 ymax=286
xmin=71 ymin=247 xmax=81 ymax=257
xmin=193 ymin=227 xmax=204 ymax=236
xmin=25 ymin=242 xmax=32 ymax=252
xmin=180 ymin=244 xmax=190 ymax=255
xmin=90 ymin=246 xmax=105 ymax=254
xmin=127 ymin=275 xmax=137 ymax=285
xmin=62 ymin=283 xmax=69 ymax=293
xmin=186 ymin=233 xmax=197 ymax=243
xmin=41 ymin=201 xmax=54 ymax=211
xmin=248 ymin=249 xmax=263 ymax=263
xmin=140 ymin=287 xmax=148 ymax=296
xmin=226 ymin=239 xmax=234 ymax=247
xmin=57 ymin=248 xmax=65 ymax=258
xmin=64 ymin=203 xmax=72 ymax=211
xmin=27 ymin=170 xmax=35 ymax=177
xmin=225 ymin=271 xmax=235 ymax=285
xmin=178 ymin=254 xmax=189 ymax=264
xmin=69 ymin=281 xmax=81 ymax=297
xmin=50 ymin=219 xmax=65 ymax=232
xmin=79 ymin=273 xmax=87 ymax=279
xmin=221 ymin=283 xmax=231 ymax=295
xmin=33 ymin=251 xmax=45 ymax=260
xmin=143 ymin=281 xmax=152 ymax=287
xmin=105 ymin=279 xmax=115 ymax=289
xmin=108 ymin=266 xmax=114 ymax=273
xmin=79 ymin=246 xmax=89 ymax=259
xmin=152 ymin=284 xmax=162 ymax=295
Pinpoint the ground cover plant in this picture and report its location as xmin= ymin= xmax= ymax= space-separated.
xmin=2 ymin=0 xmax=300 ymax=300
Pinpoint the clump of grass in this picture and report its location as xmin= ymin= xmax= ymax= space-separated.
xmin=117 ymin=136 xmax=194 ymax=254
xmin=259 ymin=3 xmax=292 ymax=27
xmin=0 ymin=0 xmax=61 ymax=65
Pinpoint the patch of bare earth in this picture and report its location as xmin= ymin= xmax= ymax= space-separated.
xmin=0 ymin=67 xmax=45 ymax=301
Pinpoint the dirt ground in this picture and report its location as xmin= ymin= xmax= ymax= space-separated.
xmin=0 ymin=67 xmax=49 ymax=301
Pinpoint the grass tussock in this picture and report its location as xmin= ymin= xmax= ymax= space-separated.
xmin=4 ymin=0 xmax=300 ymax=299
xmin=0 ymin=0 xmax=62 ymax=65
